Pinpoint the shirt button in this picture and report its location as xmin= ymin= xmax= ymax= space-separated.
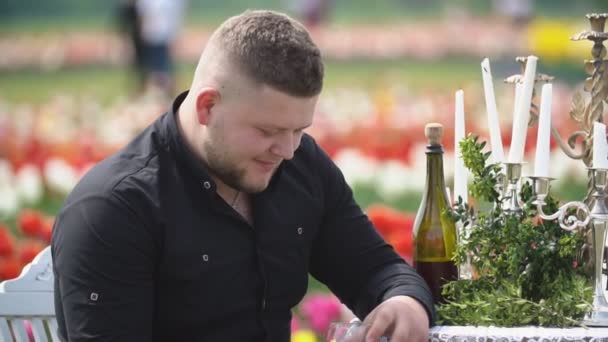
xmin=202 ymin=254 xmax=209 ymax=262
xmin=203 ymin=181 xmax=211 ymax=189
xmin=297 ymin=227 xmax=303 ymax=235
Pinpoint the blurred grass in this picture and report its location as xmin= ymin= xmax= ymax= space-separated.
xmin=0 ymin=59 xmax=485 ymax=104
xmin=0 ymin=58 xmax=588 ymax=105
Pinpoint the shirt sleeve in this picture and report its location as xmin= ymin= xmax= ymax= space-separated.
xmin=307 ymin=141 xmax=435 ymax=325
xmin=52 ymin=193 xmax=158 ymax=341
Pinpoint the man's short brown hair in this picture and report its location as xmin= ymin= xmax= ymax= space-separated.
xmin=211 ymin=10 xmax=324 ymax=97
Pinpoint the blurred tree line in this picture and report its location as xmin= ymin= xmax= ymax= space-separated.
xmin=1 ymin=0 xmax=605 ymax=26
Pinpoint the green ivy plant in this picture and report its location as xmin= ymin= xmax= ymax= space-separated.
xmin=436 ymin=135 xmax=593 ymax=327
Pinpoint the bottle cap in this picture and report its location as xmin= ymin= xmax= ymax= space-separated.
xmin=425 ymin=123 xmax=443 ymax=146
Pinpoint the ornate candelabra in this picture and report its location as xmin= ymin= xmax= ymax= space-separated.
xmin=494 ymin=13 xmax=608 ymax=326
xmin=525 ymin=169 xmax=607 ymax=326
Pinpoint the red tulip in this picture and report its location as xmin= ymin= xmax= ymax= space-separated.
xmin=366 ymin=204 xmax=415 ymax=262
xmin=387 ymin=231 xmax=413 ymax=264
xmin=18 ymin=240 xmax=45 ymax=265
xmin=366 ymin=205 xmax=394 ymax=236
xmin=0 ymin=256 xmax=21 ymax=280
xmin=22 ymin=136 xmax=49 ymax=170
xmin=367 ymin=204 xmax=415 ymax=237
xmin=39 ymin=216 xmax=54 ymax=244
xmin=18 ymin=209 xmax=44 ymax=237
xmin=0 ymin=225 xmax=15 ymax=258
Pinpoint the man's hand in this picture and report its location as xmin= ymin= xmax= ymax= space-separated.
xmin=362 ymin=295 xmax=429 ymax=342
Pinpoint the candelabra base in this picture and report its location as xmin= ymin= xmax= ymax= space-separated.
xmin=583 ymin=309 xmax=608 ymax=327
xmin=583 ymin=290 xmax=608 ymax=326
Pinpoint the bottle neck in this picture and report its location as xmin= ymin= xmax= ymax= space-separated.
xmin=425 ymin=144 xmax=446 ymax=194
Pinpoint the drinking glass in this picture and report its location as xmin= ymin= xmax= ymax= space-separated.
xmin=326 ymin=321 xmax=368 ymax=342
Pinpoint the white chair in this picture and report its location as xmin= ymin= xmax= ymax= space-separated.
xmin=0 ymin=246 xmax=58 ymax=342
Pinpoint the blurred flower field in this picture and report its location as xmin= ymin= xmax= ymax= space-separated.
xmin=0 ymin=75 xmax=589 ymax=283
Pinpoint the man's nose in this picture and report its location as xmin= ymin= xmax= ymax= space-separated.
xmin=270 ymin=132 xmax=296 ymax=160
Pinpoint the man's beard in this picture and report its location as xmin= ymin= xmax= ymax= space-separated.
xmin=202 ymin=139 xmax=268 ymax=194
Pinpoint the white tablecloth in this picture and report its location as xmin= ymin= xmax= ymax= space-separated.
xmin=429 ymin=325 xmax=608 ymax=341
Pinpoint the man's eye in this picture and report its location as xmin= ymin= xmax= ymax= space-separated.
xmin=259 ymin=128 xmax=274 ymax=136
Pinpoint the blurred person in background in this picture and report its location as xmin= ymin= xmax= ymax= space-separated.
xmin=136 ymin=0 xmax=186 ymax=99
xmin=52 ymin=9 xmax=433 ymax=341
xmin=289 ymin=0 xmax=333 ymax=30
xmin=116 ymin=0 xmax=146 ymax=94
xmin=492 ymin=0 xmax=534 ymax=26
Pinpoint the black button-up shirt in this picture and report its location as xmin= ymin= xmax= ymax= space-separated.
xmin=52 ymin=91 xmax=433 ymax=341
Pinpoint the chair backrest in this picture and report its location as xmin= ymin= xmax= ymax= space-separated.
xmin=0 ymin=246 xmax=58 ymax=342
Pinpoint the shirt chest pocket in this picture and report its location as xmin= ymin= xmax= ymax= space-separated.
xmin=162 ymin=249 xmax=220 ymax=280
xmin=159 ymin=228 xmax=257 ymax=282
xmin=267 ymin=212 xmax=320 ymax=263
xmin=158 ymin=231 xmax=259 ymax=299
xmin=157 ymin=237 xmax=260 ymax=323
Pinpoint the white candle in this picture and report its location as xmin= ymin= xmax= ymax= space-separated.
xmin=481 ymin=58 xmax=505 ymax=164
xmin=512 ymin=83 xmax=523 ymax=122
xmin=508 ymin=56 xmax=538 ymax=163
xmin=534 ymin=83 xmax=552 ymax=177
xmin=454 ymin=89 xmax=468 ymax=204
xmin=593 ymin=121 xmax=608 ymax=169
xmin=510 ymin=83 xmax=522 ymax=153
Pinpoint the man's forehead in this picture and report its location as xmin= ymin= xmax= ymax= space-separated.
xmin=241 ymin=96 xmax=316 ymax=128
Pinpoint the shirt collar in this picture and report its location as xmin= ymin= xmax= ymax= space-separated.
xmin=163 ymin=90 xmax=218 ymax=193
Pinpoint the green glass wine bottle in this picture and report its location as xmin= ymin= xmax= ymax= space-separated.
xmin=413 ymin=123 xmax=458 ymax=304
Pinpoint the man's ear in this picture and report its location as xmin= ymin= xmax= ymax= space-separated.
xmin=195 ymin=88 xmax=220 ymax=125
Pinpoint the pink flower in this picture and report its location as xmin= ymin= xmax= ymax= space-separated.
xmin=291 ymin=315 xmax=300 ymax=332
xmin=24 ymin=320 xmax=34 ymax=342
xmin=300 ymin=293 xmax=342 ymax=335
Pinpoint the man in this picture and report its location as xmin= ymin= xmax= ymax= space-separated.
xmin=52 ymin=10 xmax=433 ymax=341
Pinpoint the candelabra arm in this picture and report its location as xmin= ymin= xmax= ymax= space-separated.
xmin=551 ymin=126 xmax=587 ymax=161
xmin=530 ymin=176 xmax=592 ymax=231
xmin=535 ymin=196 xmax=592 ymax=231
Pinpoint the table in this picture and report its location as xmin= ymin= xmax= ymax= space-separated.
xmin=429 ymin=325 xmax=608 ymax=341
